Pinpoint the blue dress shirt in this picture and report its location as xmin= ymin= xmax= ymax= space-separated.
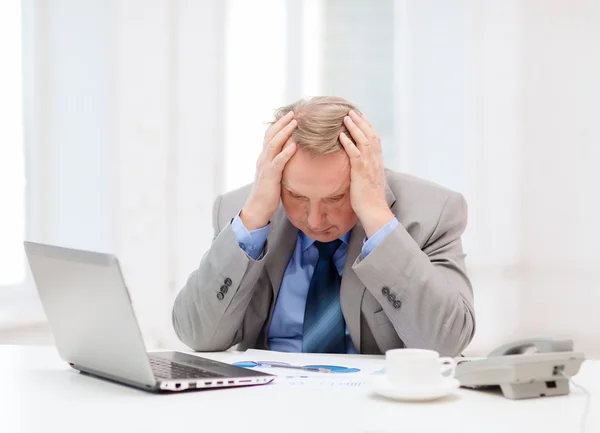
xmin=231 ymin=214 xmax=399 ymax=353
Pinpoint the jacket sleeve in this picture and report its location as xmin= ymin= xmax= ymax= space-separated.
xmin=352 ymin=192 xmax=476 ymax=356
xmin=171 ymin=195 xmax=268 ymax=351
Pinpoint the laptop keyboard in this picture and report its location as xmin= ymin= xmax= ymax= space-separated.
xmin=149 ymin=355 xmax=224 ymax=380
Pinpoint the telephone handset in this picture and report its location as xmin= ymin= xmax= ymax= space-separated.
xmin=487 ymin=337 xmax=574 ymax=357
xmin=455 ymin=337 xmax=585 ymax=399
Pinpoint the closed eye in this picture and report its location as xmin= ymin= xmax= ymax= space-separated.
xmin=327 ymin=195 xmax=344 ymax=203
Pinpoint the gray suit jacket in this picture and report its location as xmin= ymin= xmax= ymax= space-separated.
xmin=172 ymin=170 xmax=476 ymax=356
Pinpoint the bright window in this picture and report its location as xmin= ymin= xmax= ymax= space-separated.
xmin=224 ymin=0 xmax=288 ymax=191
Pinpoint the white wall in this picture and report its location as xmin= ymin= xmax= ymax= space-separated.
xmin=520 ymin=0 xmax=600 ymax=270
xmin=517 ymin=0 xmax=600 ymax=354
xmin=468 ymin=0 xmax=600 ymax=355
xmin=461 ymin=0 xmax=524 ymax=354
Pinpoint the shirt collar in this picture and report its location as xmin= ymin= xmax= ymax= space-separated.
xmin=299 ymin=229 xmax=352 ymax=252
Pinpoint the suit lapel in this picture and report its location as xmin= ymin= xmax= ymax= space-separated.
xmin=341 ymin=176 xmax=396 ymax=351
xmin=265 ymin=204 xmax=298 ymax=307
xmin=340 ymin=221 xmax=366 ymax=350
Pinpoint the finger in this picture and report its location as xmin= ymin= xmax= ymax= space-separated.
xmin=266 ymin=119 xmax=297 ymax=161
xmin=344 ymin=115 xmax=369 ymax=149
xmin=348 ymin=109 xmax=375 ymax=139
xmin=349 ymin=110 xmax=381 ymax=151
xmin=353 ymin=110 xmax=374 ymax=129
xmin=271 ymin=137 xmax=297 ymax=172
xmin=349 ymin=109 xmax=371 ymax=130
xmin=264 ymin=110 xmax=294 ymax=144
xmin=339 ymin=132 xmax=362 ymax=163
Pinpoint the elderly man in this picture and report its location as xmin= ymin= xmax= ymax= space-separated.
xmin=173 ymin=96 xmax=475 ymax=356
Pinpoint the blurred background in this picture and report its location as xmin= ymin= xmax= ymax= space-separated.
xmin=1 ymin=0 xmax=598 ymax=356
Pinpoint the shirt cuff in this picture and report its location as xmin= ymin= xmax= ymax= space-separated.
xmin=361 ymin=217 xmax=399 ymax=257
xmin=231 ymin=213 xmax=270 ymax=260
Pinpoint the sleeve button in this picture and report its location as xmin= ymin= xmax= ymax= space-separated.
xmin=393 ymin=300 xmax=401 ymax=309
xmin=217 ymin=292 xmax=224 ymax=301
xmin=381 ymin=287 xmax=390 ymax=296
xmin=220 ymin=285 xmax=228 ymax=294
xmin=388 ymin=293 xmax=396 ymax=302
xmin=224 ymin=277 xmax=232 ymax=286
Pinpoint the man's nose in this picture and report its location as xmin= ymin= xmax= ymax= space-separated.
xmin=307 ymin=203 xmax=325 ymax=228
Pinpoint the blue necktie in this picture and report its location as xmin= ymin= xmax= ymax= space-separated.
xmin=302 ymin=240 xmax=346 ymax=353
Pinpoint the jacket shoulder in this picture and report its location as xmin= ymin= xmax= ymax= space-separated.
xmin=214 ymin=183 xmax=253 ymax=228
xmin=384 ymin=169 xmax=465 ymax=245
xmin=385 ymin=169 xmax=460 ymax=204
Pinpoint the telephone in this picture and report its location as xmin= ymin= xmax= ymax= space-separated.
xmin=454 ymin=338 xmax=585 ymax=399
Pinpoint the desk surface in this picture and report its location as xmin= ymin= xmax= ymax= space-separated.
xmin=1 ymin=345 xmax=598 ymax=433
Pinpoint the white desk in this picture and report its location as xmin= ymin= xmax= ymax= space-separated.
xmin=1 ymin=345 xmax=598 ymax=433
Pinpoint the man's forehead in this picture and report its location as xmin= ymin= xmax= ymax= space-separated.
xmin=281 ymin=148 xmax=350 ymax=193
xmin=282 ymin=180 xmax=348 ymax=196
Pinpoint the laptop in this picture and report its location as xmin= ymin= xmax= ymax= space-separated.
xmin=24 ymin=241 xmax=274 ymax=392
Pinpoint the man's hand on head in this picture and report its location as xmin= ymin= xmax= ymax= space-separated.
xmin=339 ymin=110 xmax=394 ymax=238
xmin=240 ymin=111 xmax=298 ymax=231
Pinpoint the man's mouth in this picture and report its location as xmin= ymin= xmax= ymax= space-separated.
xmin=309 ymin=227 xmax=331 ymax=234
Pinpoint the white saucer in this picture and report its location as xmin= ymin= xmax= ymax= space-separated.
xmin=370 ymin=376 xmax=460 ymax=402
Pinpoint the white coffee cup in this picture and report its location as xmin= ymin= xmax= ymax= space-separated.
xmin=385 ymin=348 xmax=456 ymax=388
